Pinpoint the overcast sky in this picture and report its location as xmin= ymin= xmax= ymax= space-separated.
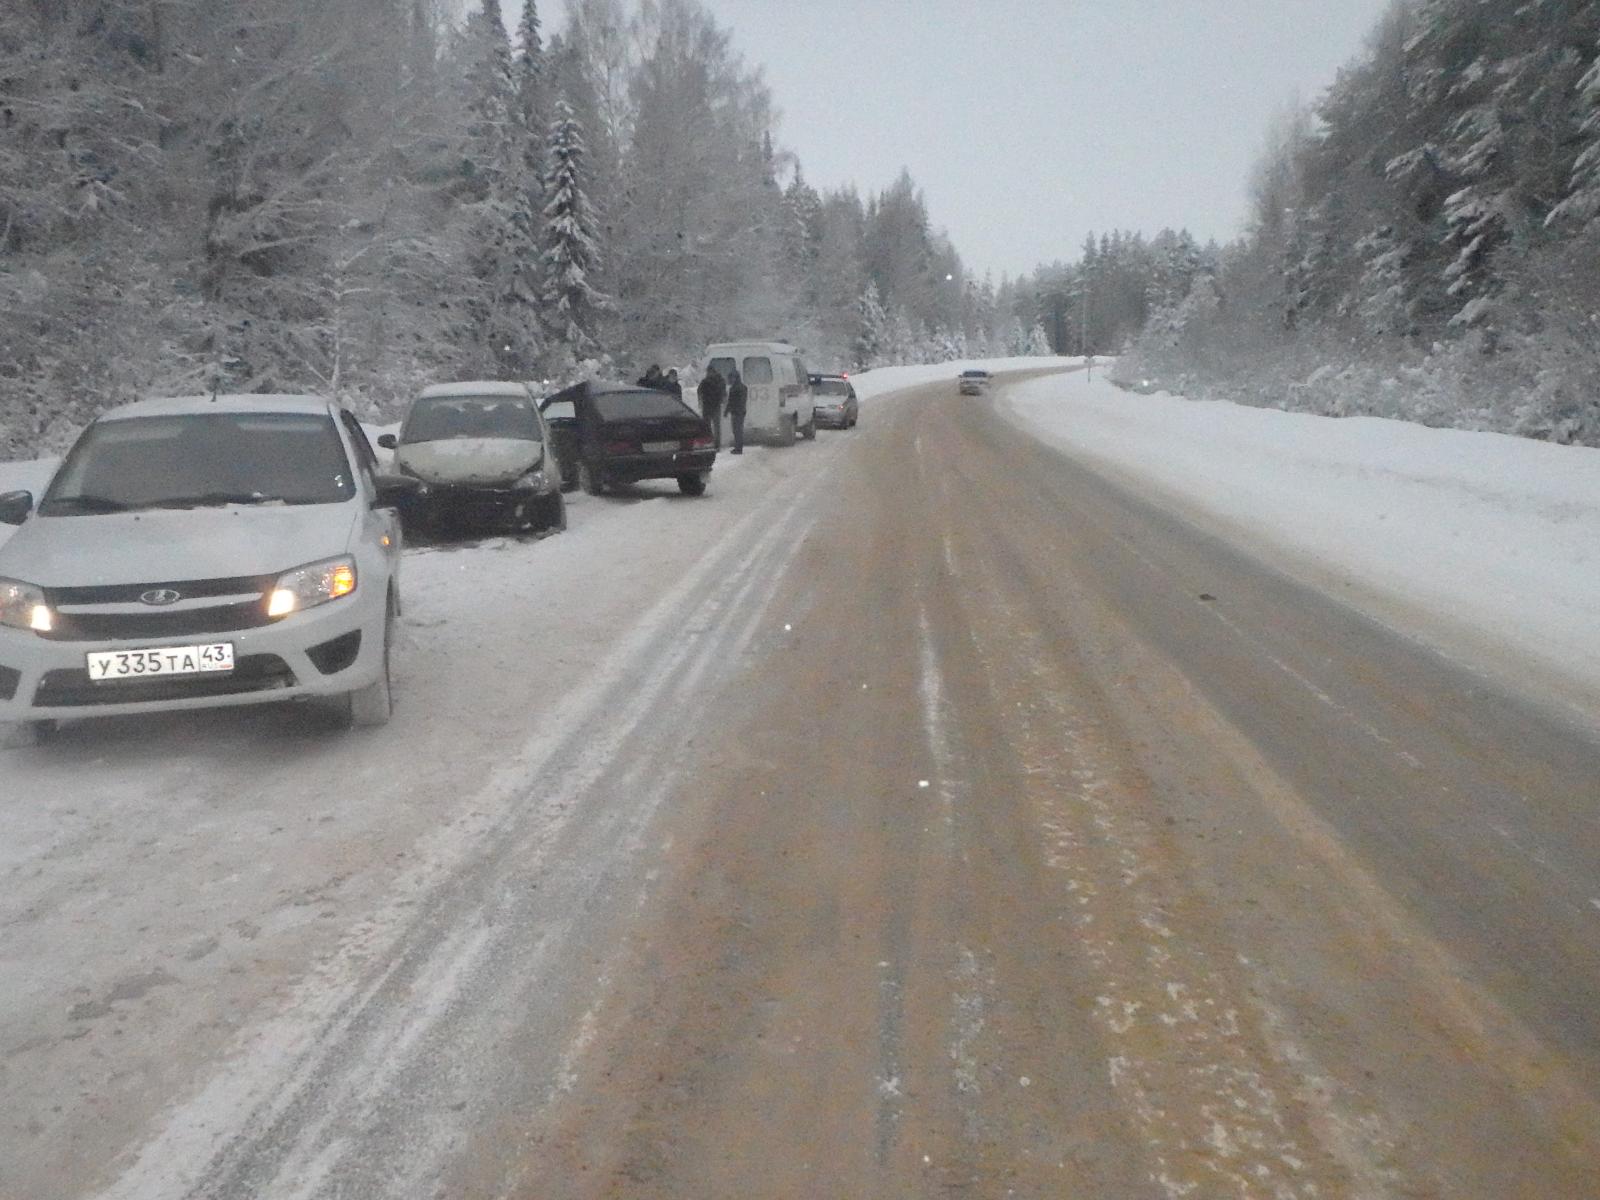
xmin=538 ymin=0 xmax=1397 ymax=279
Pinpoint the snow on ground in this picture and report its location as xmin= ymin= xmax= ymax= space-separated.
xmin=0 ymin=392 xmax=918 ymax=1199
xmin=1000 ymin=369 xmax=1600 ymax=716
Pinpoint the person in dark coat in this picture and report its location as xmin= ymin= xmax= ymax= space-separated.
xmin=637 ymin=365 xmax=662 ymax=390
xmin=725 ymin=366 xmax=748 ymax=455
xmin=697 ymin=366 xmax=727 ymax=447
xmin=664 ymin=368 xmax=684 ymax=402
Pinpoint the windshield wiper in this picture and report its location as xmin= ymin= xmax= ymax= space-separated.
xmin=151 ymin=492 xmax=279 ymax=509
xmin=42 ymin=494 xmax=131 ymax=514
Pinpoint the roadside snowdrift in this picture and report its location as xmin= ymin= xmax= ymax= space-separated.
xmin=1002 ymin=371 xmax=1600 ymax=715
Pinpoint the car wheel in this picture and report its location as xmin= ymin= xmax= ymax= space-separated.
xmin=677 ymin=472 xmax=708 ymax=497
xmin=578 ymin=460 xmax=606 ymax=496
xmin=348 ymin=599 xmax=395 ymax=728
xmin=1 ymin=719 xmax=55 ymax=749
xmin=801 ymin=415 xmax=817 ymax=440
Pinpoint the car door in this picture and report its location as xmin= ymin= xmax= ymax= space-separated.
xmin=741 ymin=355 xmax=776 ymax=428
xmin=539 ymin=393 xmax=582 ymax=489
xmin=341 ymin=410 xmax=403 ymax=584
xmin=788 ymin=356 xmax=815 ymax=427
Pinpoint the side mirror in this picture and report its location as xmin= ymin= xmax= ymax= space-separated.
xmin=0 ymin=490 xmax=34 ymax=526
xmin=376 ymin=433 xmax=398 ymax=450
xmin=372 ymin=474 xmax=422 ymax=508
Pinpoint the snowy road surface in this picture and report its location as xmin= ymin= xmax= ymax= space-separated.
xmin=3 ymin=367 xmax=1600 ymax=1198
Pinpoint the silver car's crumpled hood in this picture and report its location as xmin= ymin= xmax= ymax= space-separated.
xmin=0 ymin=504 xmax=359 ymax=588
xmin=397 ymin=438 xmax=543 ymax=486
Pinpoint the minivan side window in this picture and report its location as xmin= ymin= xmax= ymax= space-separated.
xmin=742 ymin=356 xmax=774 ymax=384
xmin=793 ymin=358 xmax=810 ymax=385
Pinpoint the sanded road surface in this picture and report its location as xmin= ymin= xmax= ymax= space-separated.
xmin=480 ymin=378 xmax=1600 ymax=1198
xmin=9 ymin=372 xmax=1600 ymax=1199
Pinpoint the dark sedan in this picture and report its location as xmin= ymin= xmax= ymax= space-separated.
xmin=540 ymin=381 xmax=717 ymax=497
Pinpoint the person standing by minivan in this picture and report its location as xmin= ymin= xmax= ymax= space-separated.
xmin=697 ymin=365 xmax=726 ymax=448
xmin=725 ymin=366 xmax=748 ymax=455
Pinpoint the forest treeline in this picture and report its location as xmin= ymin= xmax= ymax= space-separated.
xmin=0 ymin=0 xmax=1052 ymax=457
xmin=1093 ymin=0 xmax=1600 ymax=446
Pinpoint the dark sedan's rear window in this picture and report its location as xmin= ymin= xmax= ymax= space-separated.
xmin=815 ymin=381 xmax=851 ymax=396
xmin=592 ymin=390 xmax=698 ymax=422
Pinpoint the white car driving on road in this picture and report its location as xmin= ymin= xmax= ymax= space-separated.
xmin=0 ymin=394 xmax=414 ymax=744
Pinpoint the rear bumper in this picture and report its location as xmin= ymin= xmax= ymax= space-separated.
xmin=814 ymin=407 xmax=850 ymax=427
xmin=599 ymin=449 xmax=716 ymax=482
xmin=0 ymin=590 xmax=387 ymax=722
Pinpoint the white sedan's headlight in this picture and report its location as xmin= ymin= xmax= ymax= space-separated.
xmin=515 ymin=449 xmax=548 ymax=491
xmin=0 ymin=576 xmax=51 ymax=632
xmin=267 ymin=558 xmax=356 ymax=618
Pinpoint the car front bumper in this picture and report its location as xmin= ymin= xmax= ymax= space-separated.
xmin=0 ymin=590 xmax=387 ymax=722
xmin=413 ymin=480 xmax=553 ymax=519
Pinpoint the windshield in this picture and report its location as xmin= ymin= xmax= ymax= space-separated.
xmin=592 ymin=390 xmax=697 ymax=422
xmin=403 ymin=395 xmax=541 ymax=442
xmin=40 ymin=412 xmax=356 ymax=514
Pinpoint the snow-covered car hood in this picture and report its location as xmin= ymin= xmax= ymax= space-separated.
xmin=397 ymin=438 xmax=544 ymax=486
xmin=0 ymin=504 xmax=358 ymax=588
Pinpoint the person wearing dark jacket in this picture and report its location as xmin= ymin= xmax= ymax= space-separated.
xmin=697 ymin=367 xmax=727 ymax=447
xmin=725 ymin=366 xmax=748 ymax=454
xmin=637 ymin=365 xmax=662 ymax=390
xmin=664 ymin=368 xmax=684 ymax=403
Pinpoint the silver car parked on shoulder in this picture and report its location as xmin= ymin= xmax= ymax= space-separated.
xmin=0 ymin=394 xmax=415 ymax=745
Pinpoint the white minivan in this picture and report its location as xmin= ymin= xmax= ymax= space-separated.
xmin=702 ymin=342 xmax=816 ymax=444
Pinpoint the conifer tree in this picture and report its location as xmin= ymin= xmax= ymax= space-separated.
xmin=542 ymin=100 xmax=611 ymax=358
xmin=854 ymin=281 xmax=889 ymax=368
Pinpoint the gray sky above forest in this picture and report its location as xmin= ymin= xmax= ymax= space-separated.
xmin=538 ymin=0 xmax=1398 ymax=279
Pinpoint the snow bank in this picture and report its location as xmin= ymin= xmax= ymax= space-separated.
xmin=1002 ymin=370 xmax=1600 ymax=712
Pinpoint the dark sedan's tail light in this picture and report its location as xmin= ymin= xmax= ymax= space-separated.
xmin=686 ymin=436 xmax=714 ymax=450
xmin=603 ymin=439 xmax=636 ymax=454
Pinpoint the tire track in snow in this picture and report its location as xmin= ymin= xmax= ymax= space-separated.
xmin=93 ymin=441 xmax=842 ymax=1200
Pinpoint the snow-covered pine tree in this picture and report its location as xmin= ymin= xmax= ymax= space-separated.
xmin=455 ymin=0 xmax=542 ymax=374
xmin=515 ymin=0 xmax=548 ymax=193
xmin=854 ymin=281 xmax=889 ymax=368
xmin=1027 ymin=323 xmax=1052 ymax=356
xmin=542 ymin=100 xmax=612 ymax=360
xmin=888 ymin=307 xmax=917 ymax=365
xmin=783 ymin=168 xmax=823 ymax=274
xmin=461 ymin=0 xmax=517 ymax=195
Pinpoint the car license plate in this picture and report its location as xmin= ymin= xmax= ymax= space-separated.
xmin=643 ymin=440 xmax=678 ymax=453
xmin=86 ymin=643 xmax=235 ymax=681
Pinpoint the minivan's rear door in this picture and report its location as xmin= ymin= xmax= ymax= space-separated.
xmin=741 ymin=355 xmax=776 ymax=430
